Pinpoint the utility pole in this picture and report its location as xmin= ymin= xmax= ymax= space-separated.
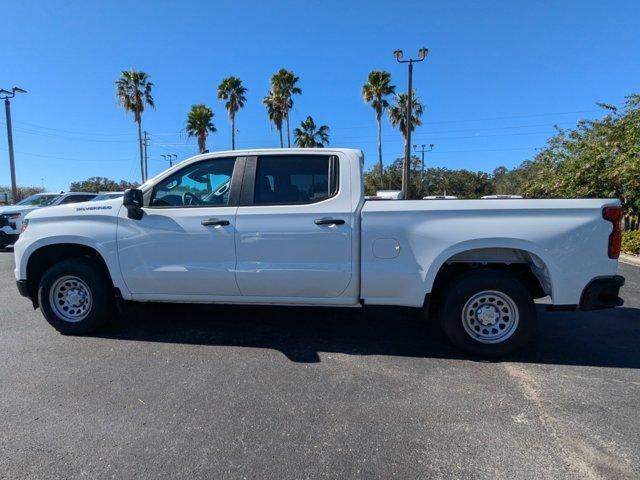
xmin=394 ymin=48 xmax=428 ymax=200
xmin=0 ymin=87 xmax=27 ymax=203
xmin=171 ymin=154 xmax=177 ymax=166
xmin=143 ymin=131 xmax=149 ymax=181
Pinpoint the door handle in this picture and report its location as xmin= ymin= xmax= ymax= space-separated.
xmin=314 ymin=218 xmax=345 ymax=226
xmin=201 ymin=218 xmax=230 ymax=227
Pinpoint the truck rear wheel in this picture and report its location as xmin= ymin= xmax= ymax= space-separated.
xmin=38 ymin=258 xmax=113 ymax=335
xmin=438 ymin=269 xmax=535 ymax=356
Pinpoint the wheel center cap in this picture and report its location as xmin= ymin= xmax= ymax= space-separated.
xmin=66 ymin=290 xmax=84 ymax=307
xmin=476 ymin=305 xmax=499 ymax=326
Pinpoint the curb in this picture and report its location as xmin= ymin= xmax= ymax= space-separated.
xmin=620 ymin=253 xmax=640 ymax=267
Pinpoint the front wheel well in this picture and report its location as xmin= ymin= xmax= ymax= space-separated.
xmin=26 ymin=243 xmax=113 ymax=304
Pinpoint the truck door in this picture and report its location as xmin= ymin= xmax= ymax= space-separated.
xmin=234 ymin=154 xmax=353 ymax=298
xmin=117 ymin=156 xmax=242 ymax=297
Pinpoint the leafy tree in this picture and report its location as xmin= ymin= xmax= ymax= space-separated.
xmin=263 ymin=90 xmax=287 ymax=147
xmin=271 ymin=69 xmax=301 ymax=147
xmin=363 ymin=157 xmax=494 ymax=199
xmin=0 ymin=186 xmax=45 ymax=203
xmin=217 ymin=76 xmax=247 ymax=150
xmin=294 ymin=116 xmax=330 ymax=148
xmin=362 ymin=70 xmax=395 ymax=187
xmin=520 ymin=94 xmax=640 ymax=218
xmin=186 ymin=104 xmax=216 ymax=153
xmin=69 ymin=177 xmax=139 ymax=192
xmin=115 ymin=70 xmax=155 ymax=182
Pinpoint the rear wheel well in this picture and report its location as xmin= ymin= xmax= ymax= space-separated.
xmin=26 ymin=244 xmax=113 ymax=304
xmin=428 ymin=261 xmax=546 ymax=318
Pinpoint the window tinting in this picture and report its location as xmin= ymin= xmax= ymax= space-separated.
xmin=253 ymin=155 xmax=337 ymax=205
xmin=151 ymin=157 xmax=235 ymax=207
xmin=60 ymin=194 xmax=95 ymax=204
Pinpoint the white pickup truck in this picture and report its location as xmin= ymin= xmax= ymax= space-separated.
xmin=14 ymin=149 xmax=625 ymax=356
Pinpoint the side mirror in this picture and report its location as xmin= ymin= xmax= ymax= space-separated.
xmin=123 ymin=188 xmax=144 ymax=220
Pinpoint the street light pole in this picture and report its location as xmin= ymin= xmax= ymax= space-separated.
xmin=413 ymin=143 xmax=434 ymax=174
xmin=161 ymin=154 xmax=176 ymax=168
xmin=394 ymin=48 xmax=428 ymax=200
xmin=0 ymin=87 xmax=27 ymax=203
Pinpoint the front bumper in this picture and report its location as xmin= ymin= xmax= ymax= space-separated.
xmin=580 ymin=275 xmax=625 ymax=310
xmin=0 ymin=231 xmax=19 ymax=247
xmin=16 ymin=279 xmax=29 ymax=298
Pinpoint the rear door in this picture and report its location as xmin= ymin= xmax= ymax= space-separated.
xmin=234 ymin=153 xmax=353 ymax=299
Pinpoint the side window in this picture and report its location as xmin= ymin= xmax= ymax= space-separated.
xmin=151 ymin=157 xmax=236 ymax=207
xmin=60 ymin=195 xmax=94 ymax=204
xmin=253 ymin=155 xmax=338 ymax=205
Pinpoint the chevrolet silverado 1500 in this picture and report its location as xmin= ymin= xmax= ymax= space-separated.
xmin=13 ymin=149 xmax=625 ymax=355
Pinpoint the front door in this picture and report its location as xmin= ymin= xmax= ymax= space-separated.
xmin=117 ymin=156 xmax=242 ymax=297
xmin=235 ymin=154 xmax=353 ymax=298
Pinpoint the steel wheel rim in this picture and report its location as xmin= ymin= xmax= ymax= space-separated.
xmin=49 ymin=275 xmax=93 ymax=323
xmin=462 ymin=290 xmax=519 ymax=344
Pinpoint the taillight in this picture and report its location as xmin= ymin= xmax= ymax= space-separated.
xmin=602 ymin=206 xmax=622 ymax=259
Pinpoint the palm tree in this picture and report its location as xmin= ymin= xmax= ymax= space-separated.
xmin=186 ymin=104 xmax=216 ymax=153
xmin=362 ymin=71 xmax=395 ymax=187
xmin=115 ymin=70 xmax=155 ymax=182
xmin=294 ymin=116 xmax=330 ymax=148
xmin=388 ymin=91 xmax=424 ymax=146
xmin=271 ymin=69 xmax=301 ymax=147
xmin=263 ymin=91 xmax=286 ymax=147
xmin=217 ymin=76 xmax=247 ymax=150
xmin=389 ymin=91 xmax=424 ymax=198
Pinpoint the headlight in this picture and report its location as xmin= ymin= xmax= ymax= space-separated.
xmin=20 ymin=219 xmax=29 ymax=233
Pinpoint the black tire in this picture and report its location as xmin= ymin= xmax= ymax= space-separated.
xmin=38 ymin=258 xmax=113 ymax=335
xmin=438 ymin=269 xmax=535 ymax=357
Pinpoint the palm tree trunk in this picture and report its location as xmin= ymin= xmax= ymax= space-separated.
xmin=231 ymin=114 xmax=236 ymax=150
xmin=137 ymin=119 xmax=144 ymax=182
xmin=278 ymin=126 xmax=283 ymax=148
xmin=376 ymin=114 xmax=383 ymax=189
xmin=199 ymin=134 xmax=205 ymax=153
xmin=285 ymin=111 xmax=290 ymax=148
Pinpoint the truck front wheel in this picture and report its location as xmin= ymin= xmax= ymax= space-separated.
xmin=438 ymin=269 xmax=535 ymax=356
xmin=38 ymin=258 xmax=113 ymax=335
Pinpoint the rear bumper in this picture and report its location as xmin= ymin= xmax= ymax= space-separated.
xmin=580 ymin=275 xmax=625 ymax=311
xmin=0 ymin=231 xmax=19 ymax=247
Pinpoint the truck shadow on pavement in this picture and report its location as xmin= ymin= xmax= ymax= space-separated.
xmin=96 ymin=302 xmax=640 ymax=367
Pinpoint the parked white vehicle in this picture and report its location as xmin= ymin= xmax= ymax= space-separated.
xmin=481 ymin=195 xmax=524 ymax=199
xmin=13 ymin=149 xmax=625 ymax=355
xmin=0 ymin=192 xmax=97 ymax=248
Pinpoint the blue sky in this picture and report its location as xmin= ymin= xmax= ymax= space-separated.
xmin=1 ymin=0 xmax=639 ymax=192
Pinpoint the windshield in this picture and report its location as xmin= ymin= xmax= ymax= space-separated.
xmin=16 ymin=194 xmax=63 ymax=206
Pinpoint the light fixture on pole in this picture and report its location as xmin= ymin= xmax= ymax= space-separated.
xmin=0 ymin=87 xmax=27 ymax=203
xmin=413 ymin=143 xmax=434 ymax=174
xmin=161 ymin=154 xmax=177 ymax=167
xmin=394 ymin=48 xmax=428 ymax=199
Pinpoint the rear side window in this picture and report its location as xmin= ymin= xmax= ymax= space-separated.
xmin=253 ymin=155 xmax=338 ymax=205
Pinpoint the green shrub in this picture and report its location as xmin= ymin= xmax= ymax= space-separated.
xmin=622 ymin=230 xmax=640 ymax=255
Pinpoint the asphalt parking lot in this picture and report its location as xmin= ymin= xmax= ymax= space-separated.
xmin=0 ymin=250 xmax=639 ymax=480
